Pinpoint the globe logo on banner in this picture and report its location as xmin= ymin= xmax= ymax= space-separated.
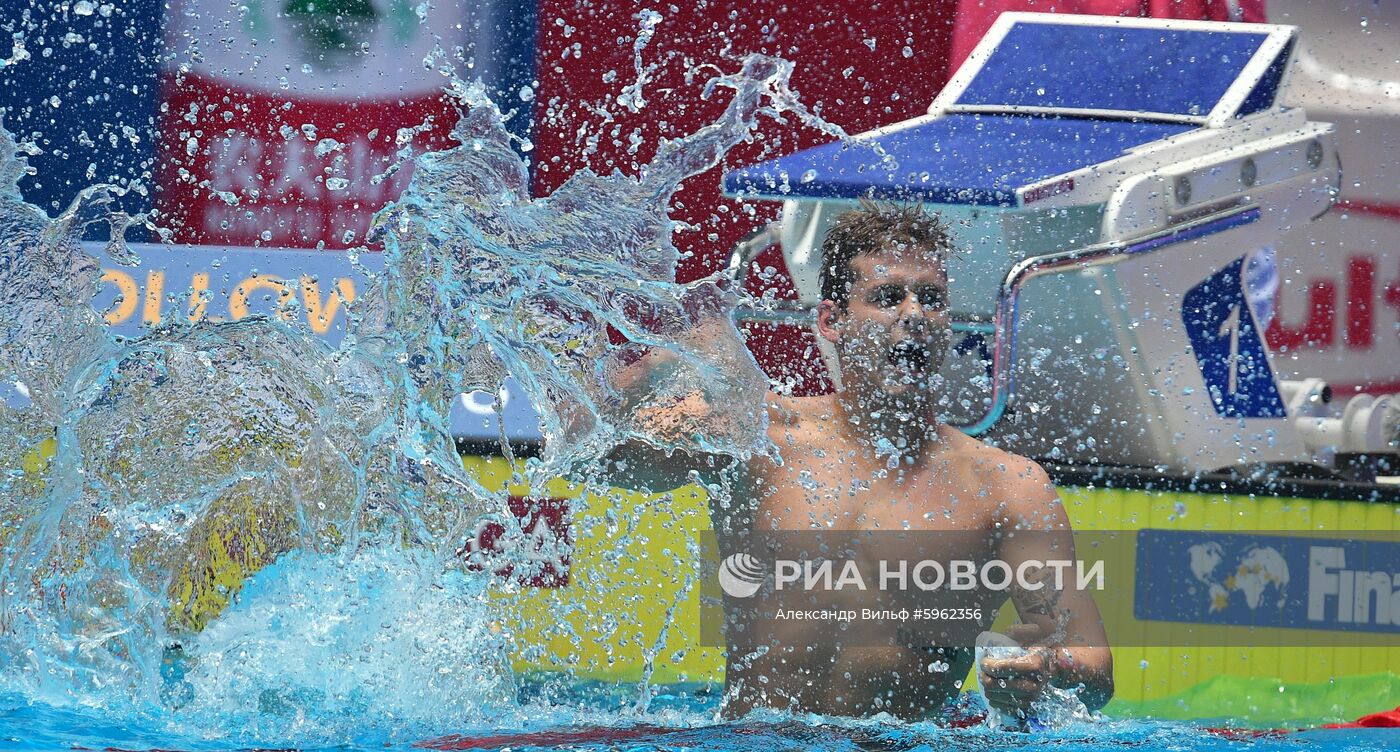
xmin=282 ymin=0 xmax=382 ymax=67
xmin=718 ymin=553 xmax=766 ymax=598
xmin=1181 ymin=255 xmax=1287 ymax=418
xmin=1187 ymin=541 xmax=1290 ymax=613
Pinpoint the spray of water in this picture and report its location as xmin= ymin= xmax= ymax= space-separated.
xmin=387 ymin=53 xmax=852 ymax=481
xmin=0 ymin=52 xmax=843 ymax=743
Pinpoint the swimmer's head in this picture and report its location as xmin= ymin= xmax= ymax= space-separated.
xmin=817 ymin=200 xmax=956 ymax=313
xmin=815 ymin=201 xmax=956 ymax=410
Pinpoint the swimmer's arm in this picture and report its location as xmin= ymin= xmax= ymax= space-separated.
xmin=588 ymin=297 xmax=772 ymax=491
xmin=602 ymin=439 xmax=733 ymax=492
xmin=592 ymin=346 xmax=737 ymax=492
xmin=995 ymin=461 xmax=1114 ymax=711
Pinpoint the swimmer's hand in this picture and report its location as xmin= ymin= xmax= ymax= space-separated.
xmin=603 ymin=283 xmax=765 ymax=453
xmin=977 ymin=623 xmax=1056 ymax=718
xmin=634 ymin=391 xmax=719 ymax=446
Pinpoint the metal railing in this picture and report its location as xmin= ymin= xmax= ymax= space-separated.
xmin=728 ymin=204 xmax=1263 ymax=435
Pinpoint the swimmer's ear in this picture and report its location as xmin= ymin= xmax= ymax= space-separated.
xmin=815 ymin=300 xmax=842 ymax=343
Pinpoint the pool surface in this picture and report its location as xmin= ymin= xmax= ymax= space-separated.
xmin=3 ymin=690 xmax=1396 ymax=752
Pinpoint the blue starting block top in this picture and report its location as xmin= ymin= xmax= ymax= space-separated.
xmin=956 ymin=22 xmax=1274 ymax=118
xmin=723 ymin=115 xmax=1194 ymax=206
xmin=723 ymin=14 xmax=1295 ymax=207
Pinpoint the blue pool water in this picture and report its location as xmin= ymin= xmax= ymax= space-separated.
xmin=2 ymin=690 xmax=1396 ymax=752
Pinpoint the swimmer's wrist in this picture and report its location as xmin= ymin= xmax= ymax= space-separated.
xmin=1047 ymin=646 xmax=1076 ymax=686
xmin=1054 ymin=646 xmax=1115 ymax=710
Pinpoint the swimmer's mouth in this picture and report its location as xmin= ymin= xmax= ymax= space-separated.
xmin=888 ymin=341 xmax=931 ymax=374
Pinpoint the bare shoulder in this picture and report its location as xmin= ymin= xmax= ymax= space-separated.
xmin=939 ymin=432 xmax=1063 ymax=529
xmin=764 ymin=391 xmax=805 ymax=425
xmin=998 ymin=451 xmax=1066 ymax=531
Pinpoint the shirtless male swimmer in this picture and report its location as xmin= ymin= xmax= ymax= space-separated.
xmin=607 ymin=201 xmax=1112 ymax=721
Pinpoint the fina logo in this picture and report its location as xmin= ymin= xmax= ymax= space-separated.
xmin=718 ymin=553 xmax=766 ymax=598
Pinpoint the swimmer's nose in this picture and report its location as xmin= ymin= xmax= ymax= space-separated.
xmin=896 ymin=292 xmax=934 ymax=333
xmin=896 ymin=291 xmax=922 ymax=319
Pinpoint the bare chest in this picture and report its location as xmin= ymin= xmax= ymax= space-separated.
xmin=748 ymin=427 xmax=1002 ymax=535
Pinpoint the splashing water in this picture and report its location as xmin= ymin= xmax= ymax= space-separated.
xmin=172 ymin=547 xmax=515 ymax=741
xmin=0 ymin=54 xmax=844 ymax=744
xmin=392 ymin=54 xmax=851 ymax=480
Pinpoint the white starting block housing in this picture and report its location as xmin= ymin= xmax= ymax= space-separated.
xmin=725 ymin=13 xmax=1397 ymax=474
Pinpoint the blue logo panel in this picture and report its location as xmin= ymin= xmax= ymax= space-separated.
xmin=1181 ymin=256 xmax=1287 ymax=418
xmin=1135 ymin=530 xmax=1400 ymax=635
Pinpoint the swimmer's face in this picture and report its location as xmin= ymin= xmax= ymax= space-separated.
xmin=817 ymin=243 xmax=951 ymax=405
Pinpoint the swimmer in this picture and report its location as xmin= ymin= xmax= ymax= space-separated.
xmin=606 ymin=201 xmax=1112 ymax=721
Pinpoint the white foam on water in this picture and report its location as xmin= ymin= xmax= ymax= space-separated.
xmin=171 ymin=546 xmax=514 ymax=744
